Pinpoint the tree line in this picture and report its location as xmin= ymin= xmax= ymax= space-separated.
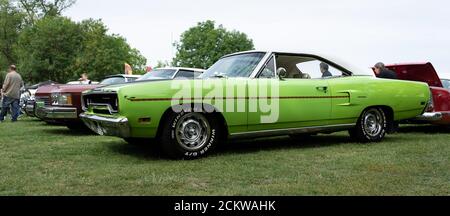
xmin=0 ymin=0 xmax=146 ymax=84
xmin=1 ymin=0 xmax=255 ymax=85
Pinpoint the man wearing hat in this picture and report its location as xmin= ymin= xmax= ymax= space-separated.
xmin=0 ymin=65 xmax=24 ymax=122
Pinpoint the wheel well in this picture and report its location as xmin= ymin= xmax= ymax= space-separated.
xmin=156 ymin=104 xmax=229 ymax=139
xmin=363 ymin=105 xmax=395 ymax=133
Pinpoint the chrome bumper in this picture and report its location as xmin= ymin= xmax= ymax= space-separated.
xmin=25 ymin=100 xmax=36 ymax=117
xmin=415 ymin=112 xmax=443 ymax=121
xmin=39 ymin=106 xmax=78 ymax=119
xmin=80 ymin=113 xmax=130 ymax=138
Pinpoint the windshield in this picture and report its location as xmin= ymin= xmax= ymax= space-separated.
xmin=138 ymin=69 xmax=177 ymax=80
xmin=100 ymin=77 xmax=126 ymax=85
xmin=201 ymin=52 xmax=266 ymax=78
xmin=442 ymin=79 xmax=450 ymax=90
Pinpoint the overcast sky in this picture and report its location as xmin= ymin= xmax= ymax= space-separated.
xmin=65 ymin=0 xmax=450 ymax=78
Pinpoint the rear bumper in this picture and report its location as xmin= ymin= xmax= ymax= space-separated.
xmin=415 ymin=112 xmax=443 ymax=121
xmin=38 ymin=106 xmax=78 ymax=119
xmin=80 ymin=113 xmax=130 ymax=138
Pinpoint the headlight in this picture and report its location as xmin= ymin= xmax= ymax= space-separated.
xmin=51 ymin=93 xmax=73 ymax=106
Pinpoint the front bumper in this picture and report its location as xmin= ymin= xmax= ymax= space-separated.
xmin=80 ymin=113 xmax=130 ymax=138
xmin=38 ymin=106 xmax=78 ymax=119
xmin=25 ymin=100 xmax=36 ymax=117
xmin=415 ymin=112 xmax=443 ymax=121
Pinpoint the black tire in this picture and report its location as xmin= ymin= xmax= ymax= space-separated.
xmin=350 ymin=107 xmax=387 ymax=143
xmin=159 ymin=110 xmax=222 ymax=159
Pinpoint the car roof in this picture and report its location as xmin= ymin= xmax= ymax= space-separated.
xmin=105 ymin=74 xmax=142 ymax=78
xmin=155 ymin=67 xmax=205 ymax=73
xmin=222 ymin=50 xmax=374 ymax=76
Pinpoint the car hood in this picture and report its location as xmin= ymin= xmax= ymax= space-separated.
xmin=385 ymin=63 xmax=443 ymax=87
xmin=36 ymin=84 xmax=104 ymax=95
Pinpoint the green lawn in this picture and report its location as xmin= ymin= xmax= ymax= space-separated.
xmin=0 ymin=118 xmax=449 ymax=196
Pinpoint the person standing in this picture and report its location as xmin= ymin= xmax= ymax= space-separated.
xmin=0 ymin=65 xmax=24 ymax=122
xmin=79 ymin=73 xmax=92 ymax=84
xmin=374 ymin=62 xmax=398 ymax=79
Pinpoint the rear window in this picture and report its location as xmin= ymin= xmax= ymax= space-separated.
xmin=442 ymin=79 xmax=450 ymax=90
xmin=100 ymin=77 xmax=126 ymax=85
xmin=175 ymin=70 xmax=202 ymax=79
xmin=138 ymin=69 xmax=177 ymax=80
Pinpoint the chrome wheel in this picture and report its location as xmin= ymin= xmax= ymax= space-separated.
xmin=175 ymin=113 xmax=211 ymax=151
xmin=363 ymin=109 xmax=383 ymax=137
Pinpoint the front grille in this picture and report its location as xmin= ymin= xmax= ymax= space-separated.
xmin=83 ymin=93 xmax=119 ymax=113
xmin=35 ymin=96 xmax=51 ymax=106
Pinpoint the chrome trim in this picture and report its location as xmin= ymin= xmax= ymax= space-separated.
xmin=25 ymin=100 xmax=36 ymax=117
xmin=80 ymin=113 xmax=130 ymax=138
xmin=82 ymin=92 xmax=119 ymax=112
xmin=229 ymin=124 xmax=356 ymax=139
xmin=40 ymin=107 xmax=78 ymax=119
xmin=89 ymin=103 xmax=117 ymax=114
xmin=249 ymin=52 xmax=272 ymax=78
xmin=415 ymin=112 xmax=443 ymax=121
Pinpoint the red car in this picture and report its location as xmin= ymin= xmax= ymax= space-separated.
xmin=34 ymin=75 xmax=141 ymax=129
xmin=385 ymin=63 xmax=450 ymax=125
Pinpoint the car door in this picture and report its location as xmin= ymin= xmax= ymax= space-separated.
xmin=247 ymin=54 xmax=332 ymax=131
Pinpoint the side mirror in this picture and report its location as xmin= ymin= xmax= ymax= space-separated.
xmin=277 ymin=68 xmax=287 ymax=80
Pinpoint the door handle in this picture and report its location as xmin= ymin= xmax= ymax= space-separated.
xmin=316 ymin=86 xmax=328 ymax=92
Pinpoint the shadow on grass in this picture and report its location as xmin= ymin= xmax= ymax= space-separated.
xmin=220 ymin=135 xmax=355 ymax=155
xmin=106 ymin=134 xmax=365 ymax=160
xmin=43 ymin=127 xmax=96 ymax=136
xmin=398 ymin=125 xmax=450 ymax=134
xmin=107 ymin=140 xmax=166 ymax=161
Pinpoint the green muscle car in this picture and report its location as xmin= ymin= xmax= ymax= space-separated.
xmin=80 ymin=51 xmax=431 ymax=159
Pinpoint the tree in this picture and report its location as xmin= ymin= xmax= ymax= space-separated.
xmin=0 ymin=0 xmax=25 ymax=67
xmin=69 ymin=19 xmax=147 ymax=81
xmin=155 ymin=60 xmax=170 ymax=68
xmin=172 ymin=20 xmax=254 ymax=69
xmin=16 ymin=0 xmax=76 ymax=23
xmin=15 ymin=17 xmax=147 ymax=83
xmin=15 ymin=16 xmax=83 ymax=83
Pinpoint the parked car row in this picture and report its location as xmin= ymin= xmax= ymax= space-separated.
xmin=25 ymin=68 xmax=204 ymax=129
xmin=19 ymin=52 xmax=449 ymax=159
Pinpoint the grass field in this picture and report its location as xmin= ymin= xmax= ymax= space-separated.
xmin=0 ymin=118 xmax=449 ymax=196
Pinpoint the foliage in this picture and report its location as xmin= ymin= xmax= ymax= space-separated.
xmin=155 ymin=60 xmax=170 ymax=69
xmin=0 ymin=0 xmax=25 ymax=68
xmin=15 ymin=17 xmax=147 ymax=83
xmin=16 ymin=0 xmax=76 ymax=23
xmin=15 ymin=16 xmax=83 ymax=83
xmin=0 ymin=70 xmax=7 ymax=84
xmin=173 ymin=20 xmax=254 ymax=69
xmin=69 ymin=19 xmax=147 ymax=81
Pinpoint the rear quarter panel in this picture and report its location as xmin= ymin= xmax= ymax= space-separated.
xmin=329 ymin=76 xmax=429 ymax=123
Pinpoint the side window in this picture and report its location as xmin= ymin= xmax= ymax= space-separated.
xmin=259 ymin=56 xmax=276 ymax=78
xmin=296 ymin=60 xmax=344 ymax=79
xmin=193 ymin=72 xmax=203 ymax=78
xmin=175 ymin=70 xmax=195 ymax=79
xmin=126 ymin=77 xmax=138 ymax=82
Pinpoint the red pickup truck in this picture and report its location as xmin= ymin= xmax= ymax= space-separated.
xmin=385 ymin=63 xmax=450 ymax=125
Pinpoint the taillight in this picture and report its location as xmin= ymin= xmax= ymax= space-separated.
xmin=426 ymin=90 xmax=434 ymax=112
